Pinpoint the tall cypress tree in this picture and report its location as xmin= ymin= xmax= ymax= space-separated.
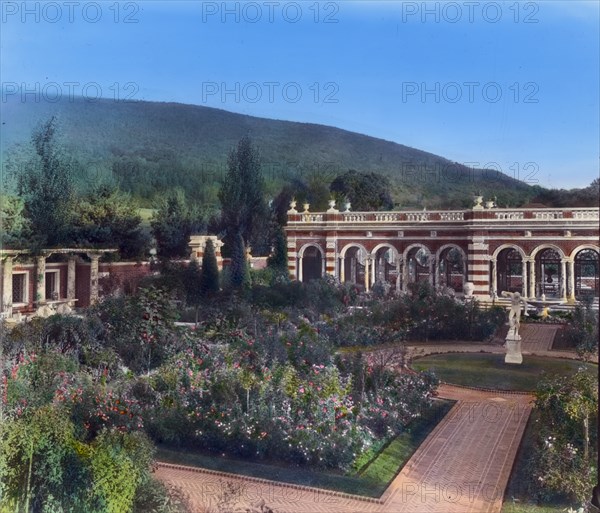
xmin=267 ymin=223 xmax=288 ymax=272
xmin=218 ymin=135 xmax=267 ymax=247
xmin=229 ymin=232 xmax=250 ymax=289
xmin=200 ymin=239 xmax=220 ymax=295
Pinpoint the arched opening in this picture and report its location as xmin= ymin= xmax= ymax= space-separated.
xmin=301 ymin=246 xmax=322 ymax=281
xmin=406 ymin=247 xmax=431 ymax=287
xmin=373 ymin=246 xmax=397 ymax=286
xmin=575 ymin=249 xmax=599 ymax=299
xmin=535 ymin=248 xmax=562 ymax=298
xmin=341 ymin=246 xmax=366 ymax=286
xmin=497 ymin=248 xmax=523 ymax=295
xmin=438 ymin=247 xmax=465 ymax=292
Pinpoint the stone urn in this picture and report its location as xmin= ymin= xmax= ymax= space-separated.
xmin=473 ymin=196 xmax=484 ymax=210
xmin=344 ymin=201 xmax=351 ymax=212
xmin=303 ymin=203 xmax=310 ymax=213
xmin=463 ymin=282 xmax=475 ymax=297
xmin=485 ymin=200 xmax=495 ymax=209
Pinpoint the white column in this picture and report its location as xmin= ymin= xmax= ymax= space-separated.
xmin=560 ymin=259 xmax=568 ymax=302
xmin=402 ymin=258 xmax=409 ymax=293
xmin=2 ymin=256 xmax=13 ymax=316
xmin=567 ymin=259 xmax=576 ymax=302
xmin=370 ymin=255 xmax=376 ymax=286
xmin=528 ymin=258 xmax=536 ymax=299
xmin=521 ymin=258 xmax=529 ymax=299
xmin=298 ymin=256 xmax=303 ymax=282
xmin=67 ymin=257 xmax=76 ymax=301
xmin=89 ymin=254 xmax=100 ymax=304
xmin=364 ymin=257 xmax=370 ymax=291
xmin=36 ymin=255 xmax=46 ymax=304
xmin=339 ymin=255 xmax=345 ymax=283
xmin=491 ymin=259 xmax=498 ymax=298
xmin=396 ymin=257 xmax=402 ymax=292
xmin=429 ymin=259 xmax=435 ymax=287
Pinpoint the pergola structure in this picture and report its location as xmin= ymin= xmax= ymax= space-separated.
xmin=285 ymin=198 xmax=600 ymax=303
xmin=0 ymin=248 xmax=117 ymax=320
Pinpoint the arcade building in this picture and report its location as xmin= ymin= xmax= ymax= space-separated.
xmin=284 ymin=198 xmax=600 ymax=303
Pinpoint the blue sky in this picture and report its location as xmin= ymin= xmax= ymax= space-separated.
xmin=2 ymin=0 xmax=599 ymax=188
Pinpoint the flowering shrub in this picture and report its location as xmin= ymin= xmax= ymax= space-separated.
xmin=530 ymin=370 xmax=598 ymax=507
xmin=137 ymin=331 xmax=438 ymax=471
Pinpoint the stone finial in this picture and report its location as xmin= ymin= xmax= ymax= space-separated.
xmin=287 ymin=199 xmax=298 ymax=214
xmin=303 ymin=202 xmax=310 ymax=213
xmin=485 ymin=200 xmax=495 ymax=209
xmin=344 ymin=201 xmax=351 ymax=212
xmin=327 ymin=199 xmax=339 ymax=213
xmin=473 ymin=195 xmax=484 ymax=210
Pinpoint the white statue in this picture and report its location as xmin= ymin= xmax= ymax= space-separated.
xmin=501 ymin=291 xmax=529 ymax=336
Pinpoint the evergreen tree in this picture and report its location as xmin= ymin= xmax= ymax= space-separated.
xmin=267 ymin=223 xmax=288 ymax=272
xmin=74 ymin=184 xmax=150 ymax=260
xmin=151 ymin=190 xmax=204 ymax=259
xmin=199 ymin=239 xmax=220 ymax=295
xmin=218 ymin=136 xmax=267 ymax=248
xmin=17 ymin=117 xmax=76 ymax=249
xmin=228 ymin=232 xmax=250 ymax=289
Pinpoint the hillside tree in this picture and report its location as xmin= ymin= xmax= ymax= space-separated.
xmin=151 ymin=190 xmax=204 ymax=259
xmin=330 ymin=170 xmax=394 ymax=211
xmin=218 ymin=135 xmax=268 ymax=255
xmin=74 ymin=183 xmax=150 ymax=260
xmin=16 ymin=117 xmax=76 ymax=249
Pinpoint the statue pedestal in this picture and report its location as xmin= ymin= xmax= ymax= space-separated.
xmin=505 ymin=328 xmax=523 ymax=364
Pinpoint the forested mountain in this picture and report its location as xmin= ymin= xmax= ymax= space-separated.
xmin=1 ymin=95 xmax=593 ymax=209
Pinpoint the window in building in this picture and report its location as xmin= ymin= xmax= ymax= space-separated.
xmin=45 ymin=270 xmax=60 ymax=300
xmin=12 ymin=273 xmax=28 ymax=304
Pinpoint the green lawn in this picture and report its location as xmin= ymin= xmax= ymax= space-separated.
xmin=412 ymin=353 xmax=597 ymax=391
xmin=156 ymin=399 xmax=454 ymax=498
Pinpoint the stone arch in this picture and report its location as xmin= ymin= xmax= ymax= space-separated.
xmin=530 ymin=244 xmax=566 ymax=260
xmin=371 ymin=243 xmax=400 ymax=287
xmin=436 ymin=244 xmax=467 ymax=292
xmin=403 ymin=243 xmax=432 ymax=262
xmin=403 ymin=244 xmax=433 ymax=291
xmin=339 ymin=243 xmax=369 ymax=287
xmin=298 ymin=243 xmax=324 ymax=282
xmin=491 ymin=244 xmax=527 ymax=261
xmin=339 ymin=243 xmax=368 ymax=258
xmin=494 ymin=245 xmax=525 ymax=296
xmin=532 ymin=245 xmax=565 ymax=299
xmin=569 ymin=244 xmax=600 ymax=261
xmin=298 ymin=243 xmax=325 ymax=258
xmin=572 ymin=246 xmax=599 ymax=299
